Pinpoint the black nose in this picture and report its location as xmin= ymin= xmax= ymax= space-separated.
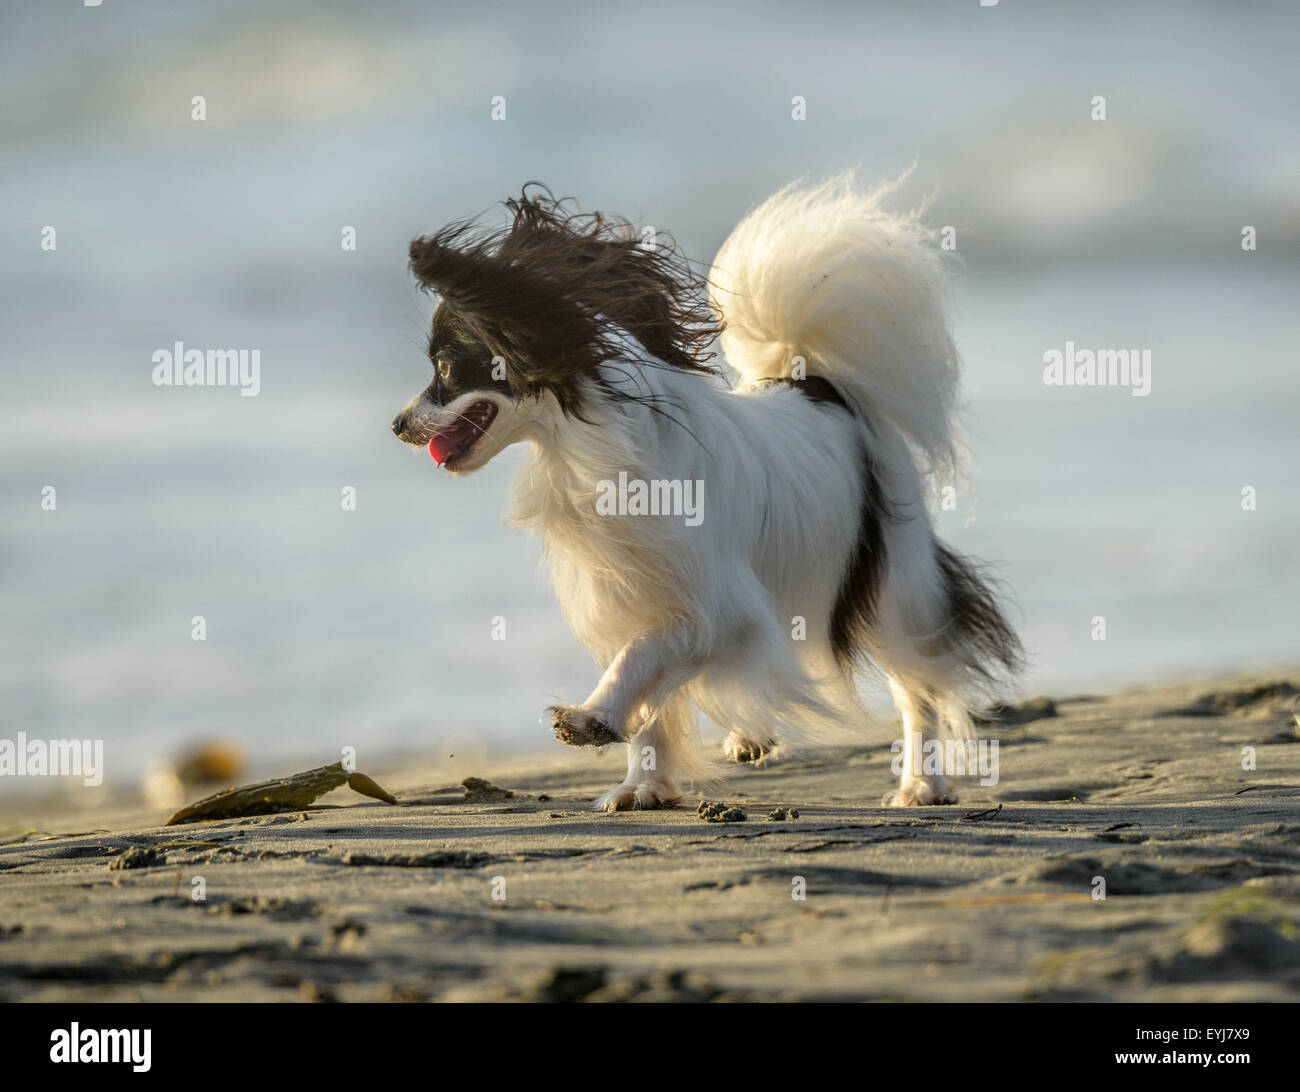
xmin=391 ymin=412 xmax=407 ymax=435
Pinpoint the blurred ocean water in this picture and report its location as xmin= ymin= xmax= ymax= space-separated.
xmin=2 ymin=1 xmax=1298 ymax=789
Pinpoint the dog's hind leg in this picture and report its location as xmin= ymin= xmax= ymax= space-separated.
xmin=881 ymin=678 xmax=956 ymax=806
xmin=871 ymin=572 xmax=966 ymax=806
xmin=719 ymin=636 xmax=849 ymax=763
xmin=721 ymin=730 xmax=774 ymax=764
xmin=869 ymin=526 xmax=1021 ymax=805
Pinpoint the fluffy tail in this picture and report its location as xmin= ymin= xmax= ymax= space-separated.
xmin=709 ymin=171 xmax=963 ymax=481
xmin=711 ymin=172 xmax=1024 ymax=715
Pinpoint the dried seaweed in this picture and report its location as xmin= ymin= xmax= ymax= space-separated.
xmin=166 ymin=763 xmax=397 ymax=825
xmin=346 ymin=772 xmax=398 ymax=805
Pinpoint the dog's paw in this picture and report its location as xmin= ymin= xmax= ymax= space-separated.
xmin=548 ymin=704 xmax=622 ymax=748
xmin=882 ymin=779 xmax=958 ymax=807
xmin=595 ymin=779 xmax=681 ymax=812
xmin=722 ymin=731 xmax=776 ymax=764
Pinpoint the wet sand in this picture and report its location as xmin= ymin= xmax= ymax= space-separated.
xmin=1 ymin=671 xmax=1297 ymax=1002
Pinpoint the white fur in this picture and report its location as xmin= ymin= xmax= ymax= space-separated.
xmin=710 ymin=171 xmax=964 ymax=482
xmin=414 ymin=176 xmax=1008 ymax=809
xmin=511 ymin=365 xmax=865 ymax=805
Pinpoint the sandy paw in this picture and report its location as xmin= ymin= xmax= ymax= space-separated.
xmin=722 ymin=732 xmax=776 ymax=764
xmin=595 ymin=779 xmax=681 ymax=812
xmin=883 ymin=779 xmax=958 ymax=807
xmin=548 ymin=704 xmax=622 ymax=748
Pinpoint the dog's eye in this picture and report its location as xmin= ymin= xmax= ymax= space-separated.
xmin=435 ymin=356 xmax=452 ymax=380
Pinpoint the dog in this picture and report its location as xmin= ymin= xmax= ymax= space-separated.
xmin=392 ymin=174 xmax=1022 ymax=810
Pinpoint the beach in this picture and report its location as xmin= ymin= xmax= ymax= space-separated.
xmin=1 ymin=671 xmax=1297 ymax=1003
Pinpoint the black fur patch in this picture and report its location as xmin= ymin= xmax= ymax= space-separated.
xmin=935 ymin=544 xmax=1024 ymax=680
xmin=754 ymin=376 xmax=851 ymax=412
xmin=829 ymin=438 xmax=891 ymax=671
xmin=424 ymin=301 xmax=513 ymax=405
xmin=409 ymin=185 xmax=721 ymax=416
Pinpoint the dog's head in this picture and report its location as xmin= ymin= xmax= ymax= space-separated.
xmin=392 ymin=186 xmax=721 ymax=473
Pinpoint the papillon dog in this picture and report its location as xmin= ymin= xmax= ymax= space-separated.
xmin=392 ymin=174 xmax=1022 ymax=810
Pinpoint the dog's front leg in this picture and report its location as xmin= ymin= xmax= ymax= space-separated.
xmin=592 ymin=713 xmax=685 ymax=812
xmin=548 ymin=634 xmax=695 ymax=811
xmin=548 ymin=633 xmax=685 ymax=745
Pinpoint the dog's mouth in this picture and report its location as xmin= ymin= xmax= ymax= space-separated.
xmin=427 ymin=401 xmax=499 ymax=468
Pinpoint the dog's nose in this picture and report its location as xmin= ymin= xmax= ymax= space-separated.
xmin=391 ymin=412 xmax=407 ymax=436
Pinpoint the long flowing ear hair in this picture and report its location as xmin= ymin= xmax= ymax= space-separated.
xmin=408 ymin=184 xmax=722 ymax=415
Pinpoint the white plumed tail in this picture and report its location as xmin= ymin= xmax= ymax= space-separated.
xmin=709 ymin=171 xmax=964 ymax=481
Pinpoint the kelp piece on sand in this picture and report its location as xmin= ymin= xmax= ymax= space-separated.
xmin=166 ymin=763 xmax=397 ymax=825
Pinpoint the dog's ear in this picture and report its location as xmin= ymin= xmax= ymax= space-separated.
xmin=498 ymin=191 xmax=720 ymax=377
xmin=409 ymin=223 xmax=599 ymax=406
xmin=408 ymin=188 xmax=720 ymax=413
xmin=409 ymin=227 xmax=536 ymax=329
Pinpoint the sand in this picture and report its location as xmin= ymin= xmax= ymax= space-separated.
xmin=1 ymin=671 xmax=1298 ymax=1002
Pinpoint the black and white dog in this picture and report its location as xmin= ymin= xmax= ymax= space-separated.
xmin=392 ymin=175 xmax=1022 ymax=810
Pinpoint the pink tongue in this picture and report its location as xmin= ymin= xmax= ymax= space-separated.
xmin=427 ymin=433 xmax=454 ymax=465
